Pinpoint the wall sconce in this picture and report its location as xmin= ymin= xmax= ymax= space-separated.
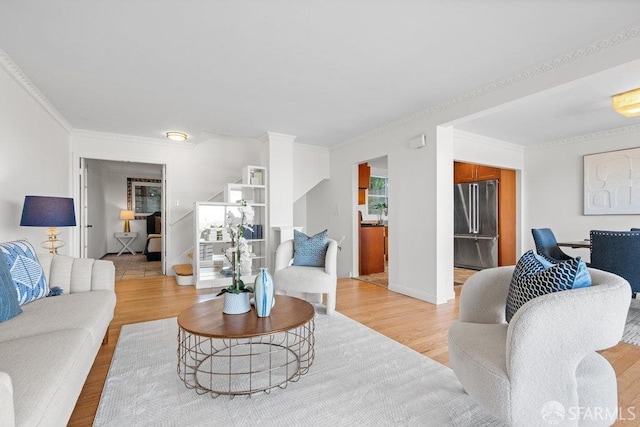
xmin=20 ymin=196 xmax=76 ymax=254
xmin=612 ymin=88 xmax=640 ymax=117
xmin=119 ymin=210 xmax=135 ymax=232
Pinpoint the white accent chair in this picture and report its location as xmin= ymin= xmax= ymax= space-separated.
xmin=274 ymin=239 xmax=338 ymax=314
xmin=448 ymin=266 xmax=631 ymax=426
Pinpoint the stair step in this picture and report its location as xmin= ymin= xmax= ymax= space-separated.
xmin=173 ymin=264 xmax=193 ymax=276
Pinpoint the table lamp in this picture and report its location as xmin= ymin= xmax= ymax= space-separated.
xmin=20 ymin=196 xmax=76 ymax=254
xmin=120 ymin=210 xmax=135 ymax=232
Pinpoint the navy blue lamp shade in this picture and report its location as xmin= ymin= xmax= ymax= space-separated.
xmin=20 ymin=196 xmax=76 ymax=254
xmin=20 ymin=196 xmax=76 ymax=227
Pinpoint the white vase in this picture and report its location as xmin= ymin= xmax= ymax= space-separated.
xmin=223 ymin=292 xmax=251 ymax=314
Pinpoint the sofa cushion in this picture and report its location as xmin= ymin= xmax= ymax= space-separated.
xmin=293 ymin=229 xmax=328 ymax=267
xmin=0 ymin=254 xmax=21 ymax=322
xmin=274 ymin=265 xmax=333 ymax=293
xmin=506 ymin=250 xmax=591 ymax=322
xmin=0 ymin=290 xmax=115 ymax=346
xmin=0 ymin=329 xmax=95 ymax=427
xmin=0 ymin=240 xmax=48 ymax=305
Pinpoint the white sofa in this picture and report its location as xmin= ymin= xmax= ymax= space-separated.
xmin=0 ymin=252 xmax=116 ymax=427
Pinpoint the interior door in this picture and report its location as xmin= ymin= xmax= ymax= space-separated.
xmin=79 ymin=158 xmax=90 ymax=258
xmin=161 ymin=164 xmax=167 ymax=274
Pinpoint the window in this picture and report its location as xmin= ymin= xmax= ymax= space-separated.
xmin=367 ymin=176 xmax=388 ymax=216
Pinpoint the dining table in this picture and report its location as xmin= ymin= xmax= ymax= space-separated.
xmin=557 ymin=240 xmax=591 ymax=249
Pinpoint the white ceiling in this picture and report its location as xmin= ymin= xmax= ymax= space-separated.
xmin=1 ymin=1 xmax=640 ymax=147
xmin=455 ymin=59 xmax=640 ymax=146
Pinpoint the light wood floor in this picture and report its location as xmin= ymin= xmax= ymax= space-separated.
xmin=69 ymin=276 xmax=640 ymax=426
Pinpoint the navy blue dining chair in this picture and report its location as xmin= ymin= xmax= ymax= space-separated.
xmin=590 ymin=230 xmax=640 ymax=297
xmin=531 ymin=228 xmax=573 ymax=264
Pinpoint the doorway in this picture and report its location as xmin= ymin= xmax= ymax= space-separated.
xmin=356 ymin=156 xmax=389 ymax=287
xmin=79 ymin=159 xmax=166 ymax=275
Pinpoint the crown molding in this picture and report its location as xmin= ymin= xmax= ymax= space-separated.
xmin=293 ymin=141 xmax=330 ymax=154
xmin=526 ymin=124 xmax=640 ymax=151
xmin=258 ymin=131 xmax=297 ymax=144
xmin=333 ymin=26 xmax=640 ymax=151
xmin=72 ymin=129 xmax=195 ymax=149
xmin=0 ymin=46 xmax=72 ymax=133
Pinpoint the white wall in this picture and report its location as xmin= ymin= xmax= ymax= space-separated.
xmin=452 ymin=129 xmax=524 ymax=170
xmin=293 ymin=195 xmax=307 ymax=233
xmin=293 ymin=143 xmax=330 ymax=201
xmin=307 ymin=33 xmax=640 ymax=304
xmin=523 ymin=128 xmax=640 ymax=261
xmin=0 ymin=65 xmax=72 ymax=252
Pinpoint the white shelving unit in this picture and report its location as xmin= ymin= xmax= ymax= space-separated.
xmin=193 ymin=166 xmax=268 ymax=289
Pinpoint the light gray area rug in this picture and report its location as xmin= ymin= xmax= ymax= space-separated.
xmin=94 ymin=312 xmax=504 ymax=426
xmin=622 ymin=299 xmax=640 ymax=346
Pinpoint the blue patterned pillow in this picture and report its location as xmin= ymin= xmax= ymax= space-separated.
xmin=0 ymin=241 xmax=49 ymax=305
xmin=506 ymin=250 xmax=591 ymax=322
xmin=293 ymin=229 xmax=328 ymax=267
xmin=0 ymin=253 xmax=22 ymax=322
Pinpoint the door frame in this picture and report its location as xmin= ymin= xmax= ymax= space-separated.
xmin=74 ymin=156 xmax=168 ymax=274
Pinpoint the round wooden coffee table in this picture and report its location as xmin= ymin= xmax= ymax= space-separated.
xmin=177 ymin=295 xmax=315 ymax=397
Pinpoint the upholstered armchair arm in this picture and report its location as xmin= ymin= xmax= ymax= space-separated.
xmin=38 ymin=253 xmax=115 ymax=294
xmin=324 ymin=239 xmax=338 ymax=277
xmin=506 ymin=269 xmax=631 ymax=419
xmin=0 ymin=372 xmax=15 ymax=427
xmin=458 ymin=266 xmax=514 ymax=324
xmin=275 ymin=240 xmax=294 ymax=272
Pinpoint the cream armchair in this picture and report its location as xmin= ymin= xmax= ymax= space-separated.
xmin=448 ymin=266 xmax=631 ymax=426
xmin=274 ymin=239 xmax=338 ymax=314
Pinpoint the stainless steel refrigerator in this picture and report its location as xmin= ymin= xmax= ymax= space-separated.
xmin=454 ymin=180 xmax=499 ymax=270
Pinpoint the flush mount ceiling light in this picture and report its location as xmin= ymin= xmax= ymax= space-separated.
xmin=166 ymin=131 xmax=188 ymax=141
xmin=612 ymin=88 xmax=640 ymax=118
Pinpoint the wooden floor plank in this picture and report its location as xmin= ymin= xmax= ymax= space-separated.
xmin=68 ymin=276 xmax=640 ymax=426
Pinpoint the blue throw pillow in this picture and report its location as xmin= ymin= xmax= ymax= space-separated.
xmin=293 ymin=229 xmax=328 ymax=267
xmin=0 ymin=240 xmax=49 ymax=305
xmin=0 ymin=253 xmax=22 ymax=322
xmin=505 ymin=250 xmax=591 ymax=322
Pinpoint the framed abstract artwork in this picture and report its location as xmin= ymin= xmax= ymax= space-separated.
xmin=127 ymin=178 xmax=162 ymax=219
xmin=584 ymin=147 xmax=640 ymax=215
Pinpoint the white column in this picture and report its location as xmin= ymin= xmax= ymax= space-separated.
xmin=260 ymin=132 xmax=296 ymax=269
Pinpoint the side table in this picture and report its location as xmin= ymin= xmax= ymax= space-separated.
xmin=114 ymin=232 xmax=137 ymax=256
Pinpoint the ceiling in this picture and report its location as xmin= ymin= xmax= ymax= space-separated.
xmin=455 ymin=59 xmax=640 ymax=146
xmin=1 ymin=1 xmax=640 ymax=147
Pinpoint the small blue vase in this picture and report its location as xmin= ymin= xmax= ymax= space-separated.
xmin=254 ymin=268 xmax=274 ymax=317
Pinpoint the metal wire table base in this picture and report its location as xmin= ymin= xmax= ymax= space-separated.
xmin=177 ymin=318 xmax=315 ymax=397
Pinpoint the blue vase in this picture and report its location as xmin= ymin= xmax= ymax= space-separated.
xmin=254 ymin=268 xmax=274 ymax=317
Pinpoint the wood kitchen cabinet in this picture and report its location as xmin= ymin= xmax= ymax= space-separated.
xmin=358 ymin=163 xmax=371 ymax=205
xmin=498 ymin=168 xmax=516 ymax=266
xmin=358 ymin=163 xmax=370 ymax=188
xmin=359 ymin=225 xmax=385 ymax=275
xmin=454 ymin=161 xmax=500 ymax=183
xmin=358 ymin=189 xmax=366 ymax=205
